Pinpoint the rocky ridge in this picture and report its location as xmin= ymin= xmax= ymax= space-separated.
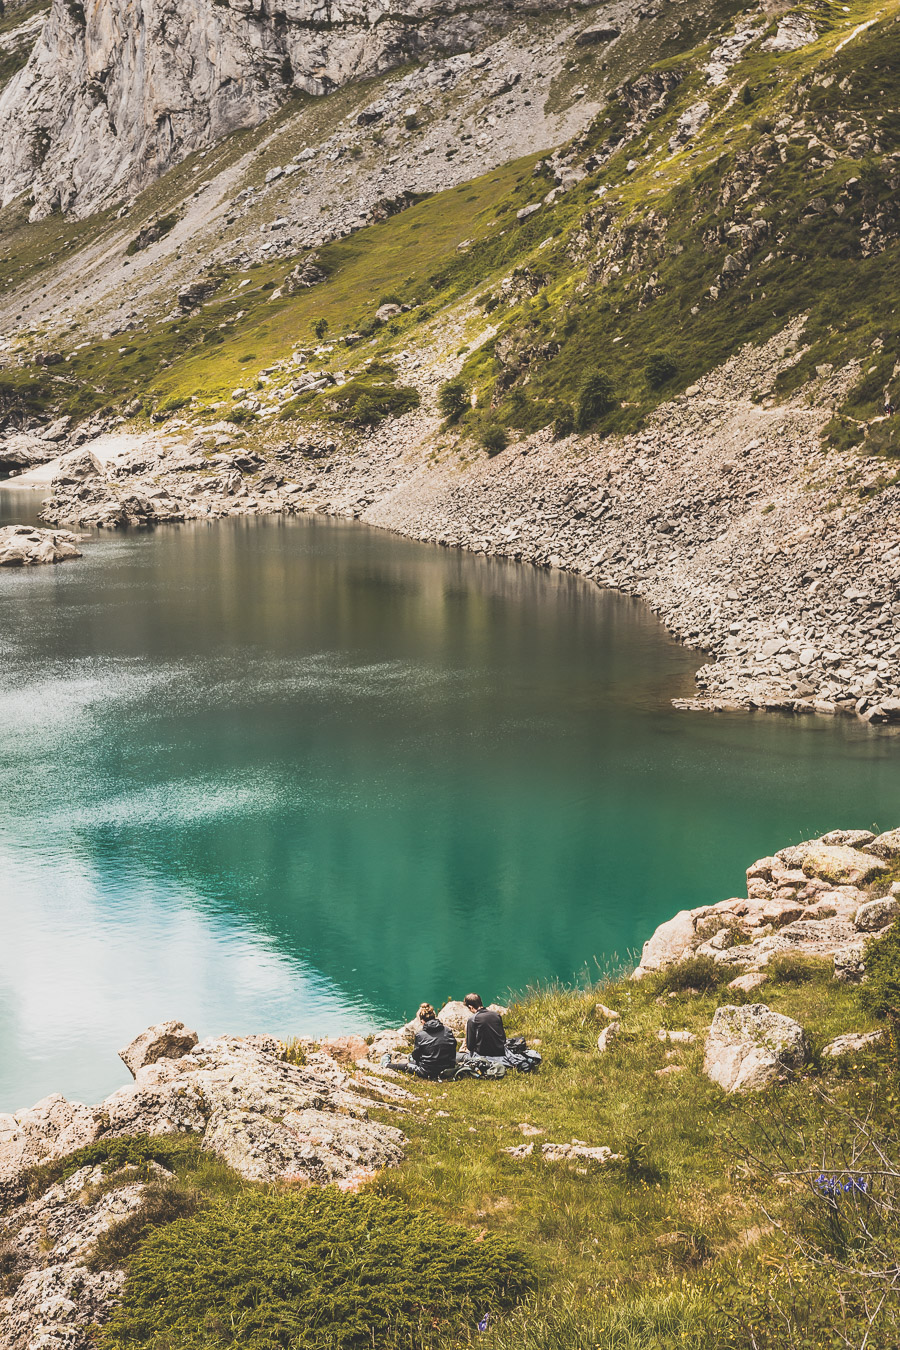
xmin=0 ymin=0 xmax=592 ymax=222
xmin=0 ymin=1020 xmax=414 ymax=1348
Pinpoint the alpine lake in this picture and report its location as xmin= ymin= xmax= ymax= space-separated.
xmin=2 ymin=485 xmax=899 ymax=1111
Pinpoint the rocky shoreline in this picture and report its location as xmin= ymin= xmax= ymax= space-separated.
xmin=12 ymin=315 xmax=900 ymax=723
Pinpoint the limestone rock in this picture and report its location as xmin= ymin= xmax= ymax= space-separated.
xmin=865 ymin=828 xmax=900 ymax=861
xmin=435 ymin=1000 xmax=507 ymax=1034
xmin=821 ymin=1030 xmax=885 ymax=1059
xmin=833 ymin=943 xmax=866 ymax=983
xmin=201 ymin=1105 xmax=403 ymax=1184
xmin=1 ymin=1029 xmax=410 ymax=1212
xmin=319 ymin=1035 xmax=370 ymax=1065
xmin=637 ymin=909 xmax=697 ymax=971
xmin=704 ymin=1003 xmax=809 ymax=1092
xmin=820 ymin=829 xmax=875 ymax=849
xmin=118 ymin=1019 xmax=199 ymax=1076
xmin=854 ymin=897 xmax=898 ymax=932
xmin=436 ymin=1000 xmax=471 ymax=1033
xmin=727 ymin=972 xmax=767 ymax=993
xmin=776 ymin=840 xmax=888 ymax=887
xmin=504 ymin=1140 xmax=621 ymax=1165
xmin=0 ymin=525 xmax=82 ymax=566
xmin=0 ymin=0 xmax=576 ymax=220
xmin=366 ymin=1027 xmax=413 ymax=1060
xmin=596 ymin=1021 xmax=621 ymax=1054
xmin=0 ymin=1095 xmax=106 ymax=1209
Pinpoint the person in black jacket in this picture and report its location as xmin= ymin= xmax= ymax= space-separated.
xmin=382 ymin=1004 xmax=458 ymax=1079
xmin=463 ymin=993 xmax=507 ymax=1058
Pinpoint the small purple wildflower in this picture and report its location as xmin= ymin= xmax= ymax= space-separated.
xmin=815 ymin=1173 xmax=868 ymax=1196
xmin=477 ymin=1313 xmax=490 ymax=1332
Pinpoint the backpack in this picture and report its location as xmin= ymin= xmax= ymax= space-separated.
xmin=504 ymin=1038 xmax=542 ymax=1074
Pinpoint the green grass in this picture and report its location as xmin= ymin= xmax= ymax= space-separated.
xmin=101 ymin=1189 xmax=533 ymax=1349
xmin=10 ymin=943 xmax=898 ymax=1348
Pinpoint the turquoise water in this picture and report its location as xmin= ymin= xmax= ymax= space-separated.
xmin=2 ymin=486 xmax=899 ymax=1111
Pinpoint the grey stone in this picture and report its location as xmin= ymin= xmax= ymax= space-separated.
xmin=854 ymin=897 xmax=899 ymax=932
xmin=821 ymin=1030 xmax=884 ymax=1059
xmin=118 ymin=1020 xmax=199 ymax=1076
xmin=703 ymin=1004 xmax=809 ymax=1092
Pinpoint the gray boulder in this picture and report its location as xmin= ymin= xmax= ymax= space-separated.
xmin=865 ymin=828 xmax=900 ymax=861
xmin=118 ymin=1019 xmax=199 ymax=1077
xmin=704 ymin=1003 xmax=809 ymax=1092
xmin=821 ymin=1030 xmax=884 ymax=1059
xmin=776 ymin=840 xmax=887 ymax=887
xmin=854 ymin=897 xmax=899 ymax=932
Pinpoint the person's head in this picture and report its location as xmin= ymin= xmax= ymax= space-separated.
xmin=417 ymin=1003 xmax=437 ymax=1023
xmin=463 ymin=993 xmax=484 ymax=1012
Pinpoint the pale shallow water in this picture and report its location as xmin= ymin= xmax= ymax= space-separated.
xmin=2 ymin=486 xmax=899 ymax=1111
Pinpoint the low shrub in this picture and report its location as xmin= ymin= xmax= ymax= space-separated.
xmin=649 ymin=954 xmax=723 ymax=995
xmin=100 ymin=1189 xmax=533 ymax=1349
xmin=87 ymin=1182 xmax=202 ymax=1271
xmin=552 ymin=404 xmax=575 ymax=438
xmin=326 ymin=378 xmax=420 ymax=427
xmin=24 ymin=1135 xmax=204 ymax=1202
xmin=861 ymin=918 xmax=900 ymax=1023
xmin=438 ymin=378 xmax=469 ymax=422
xmin=644 ymin=351 xmax=678 ymax=389
xmin=479 ymin=422 xmax=509 ymax=456
xmin=768 ymin=952 xmax=829 ymax=985
xmin=575 ymin=372 xmax=616 ymax=430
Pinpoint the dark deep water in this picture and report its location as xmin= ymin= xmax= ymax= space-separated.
xmin=2 ymin=486 xmax=899 ymax=1110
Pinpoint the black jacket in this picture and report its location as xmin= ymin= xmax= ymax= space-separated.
xmin=411 ymin=1019 xmax=458 ymax=1076
xmin=465 ymin=1008 xmax=506 ymax=1057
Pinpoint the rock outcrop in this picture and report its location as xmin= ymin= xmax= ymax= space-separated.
xmin=0 ymin=524 xmax=82 ymax=566
xmin=0 ymin=0 xmax=573 ymax=219
xmin=118 ymin=1018 xmax=198 ymax=1075
xmin=703 ymin=1003 xmax=809 ymax=1093
xmin=633 ymin=830 xmax=900 ymax=981
xmin=0 ymin=1026 xmax=410 ymax=1212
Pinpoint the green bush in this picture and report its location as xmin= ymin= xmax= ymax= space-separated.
xmin=311 ymin=318 xmax=329 ymax=340
xmin=575 ymin=372 xmax=617 ymax=430
xmin=24 ymin=1134 xmax=205 ymax=1203
xmin=768 ymin=952 xmax=830 ymax=985
xmin=861 ymin=919 xmax=900 ymax=1023
xmin=479 ymin=423 xmax=509 ymax=456
xmin=649 ymin=954 xmax=723 ymax=995
xmin=87 ymin=1182 xmax=201 ymax=1271
xmin=101 ymin=1189 xmax=533 ymax=1349
xmin=644 ymin=351 xmax=678 ymax=389
xmin=438 ymin=378 xmax=469 ymax=422
xmin=552 ymin=404 xmax=575 ymax=438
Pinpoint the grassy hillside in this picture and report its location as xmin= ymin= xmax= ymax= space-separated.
xmin=10 ymin=937 xmax=899 ymax=1349
xmin=2 ymin=0 xmax=897 ymax=465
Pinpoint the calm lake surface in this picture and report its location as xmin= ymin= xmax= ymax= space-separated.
xmin=2 ymin=485 xmax=900 ymax=1111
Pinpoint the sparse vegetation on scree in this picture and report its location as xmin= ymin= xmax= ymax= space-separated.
xmin=5 ymin=920 xmax=899 ymax=1349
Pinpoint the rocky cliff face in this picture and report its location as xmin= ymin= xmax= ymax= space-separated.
xmin=0 ymin=0 xmax=574 ymax=219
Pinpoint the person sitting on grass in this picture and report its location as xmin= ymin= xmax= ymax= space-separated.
xmin=381 ymin=1004 xmax=458 ymax=1079
xmin=463 ymin=993 xmax=507 ymax=1059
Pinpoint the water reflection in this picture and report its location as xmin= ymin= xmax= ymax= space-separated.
xmin=1 ymin=512 xmax=898 ymax=1109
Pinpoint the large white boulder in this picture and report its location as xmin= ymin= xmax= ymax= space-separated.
xmin=703 ymin=1004 xmax=809 ymax=1093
